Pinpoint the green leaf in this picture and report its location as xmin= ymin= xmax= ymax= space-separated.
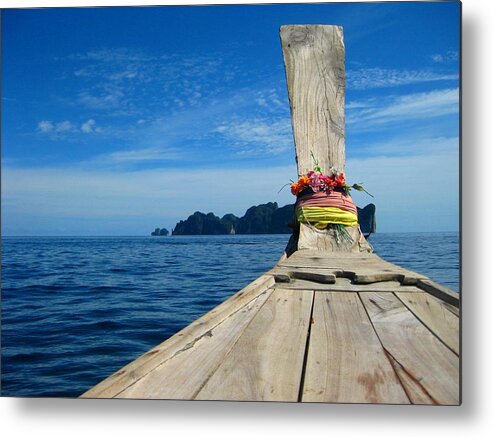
xmin=310 ymin=151 xmax=322 ymax=172
xmin=351 ymin=183 xmax=374 ymax=198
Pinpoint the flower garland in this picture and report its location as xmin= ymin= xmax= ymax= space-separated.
xmin=288 ymin=153 xmax=373 ymax=245
xmin=290 ymin=154 xmax=373 ymax=198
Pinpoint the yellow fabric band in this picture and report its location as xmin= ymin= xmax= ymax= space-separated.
xmin=296 ymin=206 xmax=358 ymax=229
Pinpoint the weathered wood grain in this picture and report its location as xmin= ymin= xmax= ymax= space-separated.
xmin=290 ymin=270 xmax=336 ymax=283
xmin=275 ymin=278 xmax=423 ymax=293
xmin=278 ymin=251 xmax=427 ymax=284
xmin=195 ymin=288 xmax=314 ymax=401
xmin=302 ymin=292 xmax=409 ymax=404
xmin=297 ymin=223 xmax=372 ymax=253
xmin=429 ymin=294 xmax=460 ymax=316
xmin=360 ymin=292 xmax=460 ymax=405
xmin=297 ymin=224 xmax=373 ymax=253
xmin=116 ymin=288 xmax=273 ymax=399
xmin=81 ymin=275 xmax=274 ymax=398
xmin=395 ymin=292 xmax=459 ymax=355
xmin=384 ymin=351 xmax=436 ymax=404
xmin=280 ymin=25 xmax=371 ymax=253
xmin=281 ymin=25 xmax=345 ymax=175
xmin=417 ymin=279 xmax=460 ymax=307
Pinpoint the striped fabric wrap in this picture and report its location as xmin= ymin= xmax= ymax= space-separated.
xmin=295 ymin=190 xmax=357 ymax=214
xmin=295 ymin=190 xmax=358 ymax=229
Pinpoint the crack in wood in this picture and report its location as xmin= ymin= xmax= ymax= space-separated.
xmin=383 ymin=348 xmax=438 ymax=405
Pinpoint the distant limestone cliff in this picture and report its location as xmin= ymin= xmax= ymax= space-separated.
xmin=172 ymin=202 xmax=295 ymax=235
xmin=168 ymin=201 xmax=376 ymax=236
xmin=151 ymin=227 xmax=169 ymax=236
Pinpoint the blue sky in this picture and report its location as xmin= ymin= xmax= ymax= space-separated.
xmin=1 ymin=2 xmax=460 ymax=235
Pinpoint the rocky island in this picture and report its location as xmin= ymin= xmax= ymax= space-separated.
xmin=172 ymin=202 xmax=294 ymax=235
xmin=168 ymin=201 xmax=376 ymax=236
xmin=151 ymin=227 xmax=169 ymax=236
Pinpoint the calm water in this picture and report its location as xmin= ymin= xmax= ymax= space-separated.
xmin=1 ymin=232 xmax=459 ymax=398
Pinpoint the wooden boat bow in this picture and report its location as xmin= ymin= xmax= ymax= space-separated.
xmin=81 ymin=25 xmax=460 ymax=404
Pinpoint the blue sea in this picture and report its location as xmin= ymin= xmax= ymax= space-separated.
xmin=1 ymin=232 xmax=459 ymax=398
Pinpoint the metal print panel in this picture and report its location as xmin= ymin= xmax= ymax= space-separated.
xmin=1 ymin=1 xmax=460 ymax=403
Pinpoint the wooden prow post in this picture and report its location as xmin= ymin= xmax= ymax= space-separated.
xmin=281 ymin=25 xmax=371 ymax=253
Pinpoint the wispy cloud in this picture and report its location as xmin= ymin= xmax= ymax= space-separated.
xmin=347 ymin=151 xmax=458 ymax=232
xmin=350 ymin=136 xmax=458 ymax=158
xmin=77 ymin=88 xmax=126 ymax=111
xmin=37 ymin=120 xmax=55 ymax=133
xmin=37 ymin=119 xmax=102 ymax=138
xmin=253 ymin=87 xmax=287 ymax=111
xmin=1 ymin=164 xmax=296 ymax=235
xmin=213 ymin=117 xmax=293 ymax=156
xmin=347 ymin=67 xmax=458 ymax=90
xmin=81 ymin=119 xmax=97 ymax=133
xmin=63 ymin=48 xmax=241 ymax=115
xmin=2 ymin=146 xmax=458 ymax=235
xmin=100 ymin=147 xmax=183 ymax=164
xmin=347 ymin=88 xmax=459 ymax=128
xmin=430 ymin=50 xmax=458 ymax=63
xmin=55 ymin=120 xmax=76 ymax=133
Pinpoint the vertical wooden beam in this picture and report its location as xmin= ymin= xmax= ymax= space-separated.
xmin=281 ymin=25 xmax=370 ymax=253
xmin=281 ymin=25 xmax=346 ymax=175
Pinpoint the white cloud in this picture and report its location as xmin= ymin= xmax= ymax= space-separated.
xmin=431 ymin=54 xmax=444 ymax=63
xmin=81 ymin=119 xmax=96 ymax=133
xmin=252 ymin=88 xmax=286 ymax=111
xmin=101 ymin=147 xmax=183 ymax=164
xmin=37 ymin=120 xmax=54 ymax=133
xmin=2 ymin=143 xmax=458 ymax=235
xmin=347 ymin=148 xmax=459 ymax=232
xmin=255 ymin=97 xmax=267 ymax=107
xmin=36 ymin=118 xmax=104 ymax=138
xmin=38 ymin=119 xmax=78 ymax=135
xmin=213 ymin=118 xmax=293 ymax=156
xmin=1 ymin=164 xmax=297 ymax=235
xmin=431 ymin=50 xmax=458 ymax=63
xmin=352 ymin=136 xmax=459 ymax=158
xmin=66 ymin=48 xmax=232 ymax=114
xmin=347 ymin=88 xmax=459 ymax=128
xmin=55 ymin=120 xmax=76 ymax=133
xmin=347 ymin=67 xmax=458 ymax=90
xmin=77 ymin=90 xmax=125 ymax=110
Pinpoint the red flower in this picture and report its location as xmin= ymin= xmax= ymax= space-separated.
xmin=335 ymin=173 xmax=346 ymax=188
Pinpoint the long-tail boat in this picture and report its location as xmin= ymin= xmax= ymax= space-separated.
xmin=82 ymin=25 xmax=460 ymax=404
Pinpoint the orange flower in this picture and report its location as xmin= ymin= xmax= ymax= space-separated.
xmin=300 ymin=175 xmax=310 ymax=186
xmin=290 ymin=183 xmax=299 ymax=195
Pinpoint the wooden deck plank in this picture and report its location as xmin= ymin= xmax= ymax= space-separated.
xmin=274 ymin=278 xmax=423 ymax=293
xmin=429 ymin=294 xmax=460 ymax=316
xmin=395 ymin=292 xmax=459 ymax=355
xmin=384 ymin=351 xmax=436 ymax=405
xmin=81 ymin=275 xmax=275 ymax=398
xmin=302 ymin=292 xmax=409 ymax=404
xmin=116 ymin=287 xmax=273 ymax=399
xmin=359 ymin=292 xmax=460 ymax=405
xmin=195 ymin=288 xmax=314 ymax=401
xmin=279 ymin=252 xmax=427 ymax=285
xmin=417 ymin=279 xmax=460 ymax=307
